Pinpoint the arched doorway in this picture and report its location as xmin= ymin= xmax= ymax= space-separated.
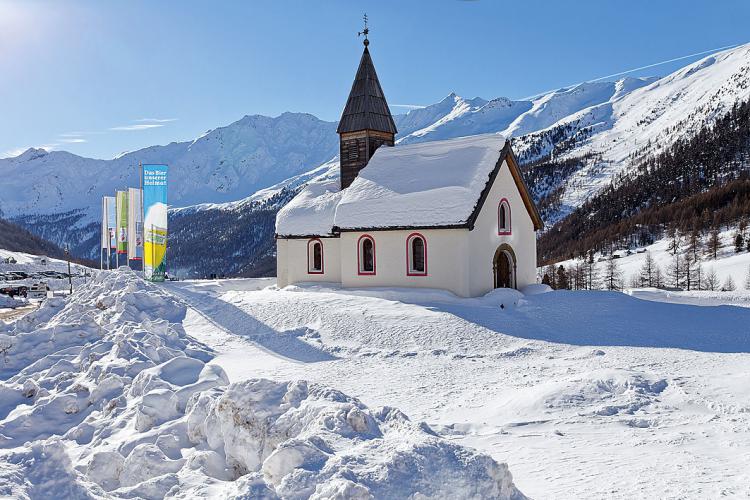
xmin=493 ymin=244 xmax=517 ymax=289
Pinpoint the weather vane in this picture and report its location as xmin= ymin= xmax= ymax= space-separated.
xmin=358 ymin=13 xmax=369 ymax=46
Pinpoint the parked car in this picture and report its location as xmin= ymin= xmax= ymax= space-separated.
xmin=0 ymin=285 xmax=28 ymax=298
xmin=26 ymin=282 xmax=50 ymax=300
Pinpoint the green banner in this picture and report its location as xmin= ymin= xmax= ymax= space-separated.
xmin=116 ymin=190 xmax=128 ymax=255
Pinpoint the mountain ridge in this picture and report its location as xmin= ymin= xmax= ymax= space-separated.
xmin=4 ymin=42 xmax=750 ymax=270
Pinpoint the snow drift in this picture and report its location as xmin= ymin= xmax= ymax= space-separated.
xmin=0 ymin=269 xmax=526 ymax=499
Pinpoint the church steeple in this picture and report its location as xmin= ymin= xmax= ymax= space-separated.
xmin=337 ymin=17 xmax=397 ymax=190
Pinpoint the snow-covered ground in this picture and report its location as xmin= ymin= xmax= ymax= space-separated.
xmin=165 ymin=279 xmax=750 ymax=499
xmin=0 ymin=248 xmax=91 ymax=293
xmin=554 ymin=227 xmax=750 ymax=293
xmin=2 ymin=268 xmax=749 ymax=498
xmin=0 ymin=271 xmax=526 ymax=499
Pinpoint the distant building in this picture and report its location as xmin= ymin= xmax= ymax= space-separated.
xmin=275 ymin=36 xmax=542 ymax=297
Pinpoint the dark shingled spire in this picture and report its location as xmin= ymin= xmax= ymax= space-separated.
xmin=336 ymin=46 xmax=397 ymax=135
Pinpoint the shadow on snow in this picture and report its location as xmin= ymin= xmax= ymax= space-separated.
xmin=435 ymin=290 xmax=750 ymax=354
xmin=169 ymin=284 xmax=337 ymax=363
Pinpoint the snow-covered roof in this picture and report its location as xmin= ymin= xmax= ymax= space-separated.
xmin=334 ymin=134 xmax=507 ymax=229
xmin=276 ymin=134 xmax=511 ymax=236
xmin=275 ymin=162 xmax=343 ymax=237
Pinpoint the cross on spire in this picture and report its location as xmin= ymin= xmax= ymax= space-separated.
xmin=357 ymin=13 xmax=369 ymax=46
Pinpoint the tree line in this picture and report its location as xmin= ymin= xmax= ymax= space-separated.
xmin=534 ymin=98 xmax=750 ymax=265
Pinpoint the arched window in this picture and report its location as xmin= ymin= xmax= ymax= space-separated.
xmin=498 ymin=198 xmax=512 ymax=235
xmin=358 ymin=235 xmax=376 ymax=275
xmin=406 ymin=233 xmax=427 ymax=276
xmin=307 ymin=239 xmax=323 ymax=274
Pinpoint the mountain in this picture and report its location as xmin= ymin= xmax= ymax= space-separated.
xmin=4 ymin=43 xmax=750 ymax=274
xmin=0 ymin=112 xmax=338 ymax=218
xmin=516 ymin=44 xmax=750 ymax=223
xmin=167 ymin=161 xmax=336 ymax=278
xmin=537 ymin=96 xmax=750 ymax=265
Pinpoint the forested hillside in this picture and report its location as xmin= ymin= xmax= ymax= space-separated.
xmin=168 ymin=186 xmax=301 ymax=278
xmin=0 ymin=217 xmax=68 ymax=258
xmin=536 ymin=98 xmax=750 ymax=264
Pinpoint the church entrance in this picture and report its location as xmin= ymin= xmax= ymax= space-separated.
xmin=493 ymin=244 xmax=516 ymax=289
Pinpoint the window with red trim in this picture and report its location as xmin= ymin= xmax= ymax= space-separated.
xmin=406 ymin=233 xmax=427 ymax=276
xmin=498 ymin=199 xmax=512 ymax=235
xmin=358 ymin=235 xmax=376 ymax=275
xmin=307 ymin=239 xmax=323 ymax=274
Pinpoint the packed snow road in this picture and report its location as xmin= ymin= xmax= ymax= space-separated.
xmin=165 ymin=279 xmax=750 ymax=499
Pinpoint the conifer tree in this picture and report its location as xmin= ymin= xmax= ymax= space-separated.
xmin=735 ymin=232 xmax=745 ymax=253
xmin=668 ymin=252 xmax=684 ymax=289
xmin=604 ymin=256 xmax=623 ymax=291
xmin=722 ymin=275 xmax=736 ymax=292
xmin=708 ymin=229 xmax=721 ymax=259
xmin=639 ymin=251 xmax=656 ymax=287
xmin=745 ymin=265 xmax=750 ymax=291
xmin=687 ymin=229 xmax=701 ymax=260
xmin=705 ymin=268 xmax=719 ymax=291
xmin=556 ymin=265 xmax=570 ymax=290
xmin=654 ymin=266 xmax=664 ymax=289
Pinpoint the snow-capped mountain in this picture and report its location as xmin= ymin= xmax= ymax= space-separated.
xmin=4 ymin=42 xmax=750 ymax=268
xmin=0 ymin=112 xmax=338 ymax=218
xmin=514 ymin=44 xmax=750 ymax=220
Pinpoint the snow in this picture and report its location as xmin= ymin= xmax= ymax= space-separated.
xmin=555 ymin=226 xmax=750 ymax=296
xmin=523 ymin=43 xmax=750 ymax=222
xmin=335 ymin=134 xmax=507 ymax=229
xmin=0 ymin=248 xmax=90 ymax=293
xmin=0 ymin=270 xmax=527 ymax=499
xmin=164 ymin=278 xmax=750 ymax=499
xmin=0 ymin=112 xmax=339 ymax=220
xmin=274 ymin=160 xmax=342 ymax=237
xmin=277 ymin=134 xmax=508 ymax=235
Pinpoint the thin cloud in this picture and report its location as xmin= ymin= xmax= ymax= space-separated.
xmin=392 ymin=104 xmax=426 ymax=109
xmin=135 ymin=118 xmax=178 ymax=123
xmin=60 ymin=138 xmax=87 ymax=143
xmin=110 ymin=123 xmax=165 ymax=131
xmin=519 ymin=42 xmax=742 ymax=100
xmin=1 ymin=147 xmax=29 ymax=158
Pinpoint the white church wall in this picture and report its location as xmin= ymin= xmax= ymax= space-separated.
xmin=339 ymin=229 xmax=471 ymax=296
xmin=467 ymin=159 xmax=538 ymax=296
xmin=276 ymin=237 xmax=341 ymax=288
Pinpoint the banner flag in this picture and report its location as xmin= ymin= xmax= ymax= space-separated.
xmin=127 ymin=188 xmax=143 ymax=261
xmin=101 ymin=197 xmax=109 ymax=249
xmin=107 ymin=196 xmax=117 ymax=250
xmin=143 ymin=165 xmax=168 ymax=281
xmin=116 ymin=190 xmax=128 ymax=255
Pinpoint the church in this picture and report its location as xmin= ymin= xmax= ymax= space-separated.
xmin=275 ymin=35 xmax=542 ymax=297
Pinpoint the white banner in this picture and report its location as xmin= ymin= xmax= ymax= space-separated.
xmin=101 ymin=196 xmax=115 ymax=249
xmin=101 ymin=197 xmax=108 ymax=249
xmin=127 ymin=188 xmax=143 ymax=261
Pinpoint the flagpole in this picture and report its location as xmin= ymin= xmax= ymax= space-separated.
xmin=140 ymin=161 xmax=144 ymax=272
xmin=115 ymin=190 xmax=119 ymax=269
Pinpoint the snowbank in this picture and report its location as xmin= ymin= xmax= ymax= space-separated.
xmin=0 ymin=295 xmax=26 ymax=309
xmin=0 ymin=269 xmax=526 ymax=499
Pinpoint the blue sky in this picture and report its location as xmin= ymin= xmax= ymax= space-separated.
xmin=1 ymin=0 xmax=749 ymax=159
